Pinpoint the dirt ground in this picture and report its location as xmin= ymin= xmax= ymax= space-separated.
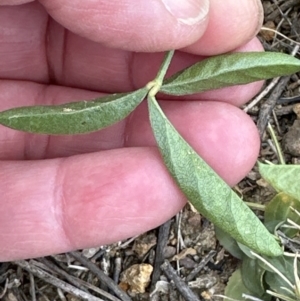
xmin=1 ymin=1 xmax=300 ymax=300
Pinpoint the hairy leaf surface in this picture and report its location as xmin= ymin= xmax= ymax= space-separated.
xmin=148 ymin=96 xmax=282 ymax=256
xmin=160 ymin=52 xmax=300 ymax=95
xmin=0 ymin=88 xmax=148 ymax=135
xmin=259 ymin=163 xmax=300 ymax=201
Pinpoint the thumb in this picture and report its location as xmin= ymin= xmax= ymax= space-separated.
xmin=39 ymin=0 xmax=210 ymax=52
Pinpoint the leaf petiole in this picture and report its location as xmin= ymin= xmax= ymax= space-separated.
xmin=146 ymin=50 xmax=174 ymax=97
xmin=155 ymin=50 xmax=175 ymax=83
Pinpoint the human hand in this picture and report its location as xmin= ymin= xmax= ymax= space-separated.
xmin=0 ymin=0 xmax=263 ymax=261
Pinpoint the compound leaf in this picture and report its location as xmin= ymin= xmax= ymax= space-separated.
xmin=160 ymin=52 xmax=300 ymax=95
xmin=148 ymin=96 xmax=282 ymax=257
xmin=0 ymin=87 xmax=148 ymax=135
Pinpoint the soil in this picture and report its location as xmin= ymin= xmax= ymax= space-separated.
xmin=1 ymin=1 xmax=300 ymax=301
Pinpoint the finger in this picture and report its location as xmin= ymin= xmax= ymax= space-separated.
xmin=0 ymin=36 xmax=263 ymax=101
xmin=0 ymin=80 xmax=260 ymax=160
xmin=38 ymin=0 xmax=262 ymax=53
xmin=2 ymin=0 xmax=262 ymax=54
xmin=0 ymin=2 xmax=49 ymax=83
xmin=127 ymin=100 xmax=260 ymax=186
xmin=183 ymin=0 xmax=264 ymax=55
xmin=1 ymin=148 xmax=185 ymax=261
xmin=38 ymin=0 xmax=210 ymax=52
xmin=0 ymin=0 xmax=33 ymax=4
xmin=0 ymin=3 xmax=264 ymax=92
xmin=0 ymin=103 xmax=259 ymax=261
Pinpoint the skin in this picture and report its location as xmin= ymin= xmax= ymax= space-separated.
xmin=0 ymin=0 xmax=264 ymax=261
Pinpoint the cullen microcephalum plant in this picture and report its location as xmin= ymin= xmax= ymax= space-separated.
xmin=2 ymin=50 xmax=300 ymax=257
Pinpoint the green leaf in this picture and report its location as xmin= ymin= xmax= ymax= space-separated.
xmin=148 ymin=96 xmax=282 ymax=257
xmin=215 ymin=227 xmax=244 ymax=260
xmin=258 ymin=255 xmax=300 ymax=284
xmin=264 ymin=192 xmax=300 ymax=237
xmin=260 ymin=256 xmax=299 ymax=300
xmin=224 ymin=269 xmax=252 ymax=300
xmin=248 ymin=254 xmax=300 ymax=301
xmin=237 ymin=243 xmax=258 ymax=260
xmin=0 ymin=88 xmax=148 ymax=135
xmin=265 ymin=271 xmax=297 ymax=301
xmin=264 ymin=220 xmax=283 ymax=235
xmin=259 ymin=163 xmax=300 ymax=201
xmin=241 ymin=257 xmax=269 ymax=299
xmin=160 ymin=52 xmax=300 ymax=95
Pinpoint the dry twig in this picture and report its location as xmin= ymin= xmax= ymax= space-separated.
xmin=161 ymin=260 xmax=200 ymax=301
xmin=15 ymin=260 xmax=105 ymax=301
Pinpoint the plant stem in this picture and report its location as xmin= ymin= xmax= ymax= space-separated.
xmin=147 ymin=50 xmax=175 ymax=96
xmin=267 ymin=122 xmax=285 ymax=164
xmin=155 ymin=50 xmax=175 ymax=83
xmin=245 ymin=202 xmax=265 ymax=211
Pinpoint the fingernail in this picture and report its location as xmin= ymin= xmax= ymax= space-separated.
xmin=161 ymin=0 xmax=209 ymax=25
